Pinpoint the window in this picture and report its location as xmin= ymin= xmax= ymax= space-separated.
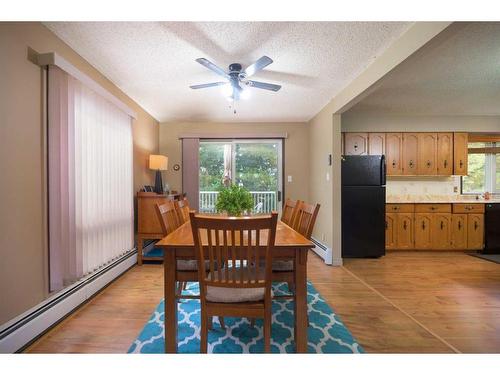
xmin=198 ymin=140 xmax=282 ymax=213
xmin=462 ymin=141 xmax=500 ymax=194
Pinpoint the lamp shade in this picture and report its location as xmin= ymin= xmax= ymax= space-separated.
xmin=149 ymin=155 xmax=168 ymax=171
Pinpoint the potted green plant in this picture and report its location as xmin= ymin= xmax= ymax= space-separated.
xmin=215 ymin=184 xmax=254 ymax=216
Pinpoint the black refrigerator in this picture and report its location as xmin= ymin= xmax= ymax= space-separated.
xmin=342 ymin=155 xmax=386 ymax=258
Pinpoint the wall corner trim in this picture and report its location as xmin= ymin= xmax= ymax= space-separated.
xmin=35 ymin=52 xmax=138 ymax=120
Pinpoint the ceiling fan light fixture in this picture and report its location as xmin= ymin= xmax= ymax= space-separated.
xmin=220 ymin=83 xmax=233 ymax=98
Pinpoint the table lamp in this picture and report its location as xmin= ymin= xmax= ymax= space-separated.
xmin=149 ymin=154 xmax=168 ymax=194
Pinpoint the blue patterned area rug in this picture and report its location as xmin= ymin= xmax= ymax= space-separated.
xmin=128 ymin=282 xmax=364 ymax=354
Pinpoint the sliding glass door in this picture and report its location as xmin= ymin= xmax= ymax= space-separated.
xmin=199 ymin=139 xmax=283 ymax=213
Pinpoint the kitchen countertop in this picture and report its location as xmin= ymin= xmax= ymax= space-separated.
xmin=386 ymin=195 xmax=500 ymax=204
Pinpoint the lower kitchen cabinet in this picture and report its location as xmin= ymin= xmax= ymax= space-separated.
xmin=385 ymin=213 xmax=414 ymax=249
xmin=396 ymin=213 xmax=414 ymax=249
xmin=414 ymin=213 xmax=432 ymax=249
xmin=385 ymin=213 xmax=397 ymax=249
xmin=451 ymin=214 xmax=468 ymax=249
xmin=467 ymin=214 xmax=485 ymax=249
xmin=386 ymin=204 xmax=485 ymax=251
xmin=431 ymin=213 xmax=452 ymax=249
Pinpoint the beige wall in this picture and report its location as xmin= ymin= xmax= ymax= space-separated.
xmin=0 ymin=22 xmax=159 ymax=325
xmin=342 ymin=113 xmax=500 ymax=132
xmin=307 ymin=109 xmax=342 ymax=264
xmin=158 ymin=121 xmax=309 ymax=203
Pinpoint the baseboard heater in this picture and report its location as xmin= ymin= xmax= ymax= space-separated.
xmin=0 ymin=250 xmax=137 ymax=353
xmin=311 ymin=237 xmax=334 ymax=265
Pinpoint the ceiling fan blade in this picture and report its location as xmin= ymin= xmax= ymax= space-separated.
xmin=244 ymin=56 xmax=273 ymax=77
xmin=246 ymin=80 xmax=281 ymax=92
xmin=195 ymin=58 xmax=229 ymax=79
xmin=190 ymin=82 xmax=227 ymax=89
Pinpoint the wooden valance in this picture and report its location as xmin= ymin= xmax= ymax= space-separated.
xmin=468 ymin=133 xmax=500 ymax=143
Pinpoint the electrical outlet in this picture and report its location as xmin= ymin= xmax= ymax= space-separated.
xmin=453 ymin=186 xmax=458 ymax=193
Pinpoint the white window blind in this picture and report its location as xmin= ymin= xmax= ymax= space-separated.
xmin=48 ymin=66 xmax=134 ymax=292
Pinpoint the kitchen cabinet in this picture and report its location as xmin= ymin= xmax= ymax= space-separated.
xmin=368 ymin=133 xmax=386 ymax=155
xmin=431 ymin=213 xmax=452 ymax=249
xmin=418 ymin=133 xmax=437 ymax=175
xmin=414 ymin=213 xmax=433 ymax=249
xmin=437 ymin=133 xmax=453 ymax=175
xmin=467 ymin=214 xmax=484 ymax=249
xmin=343 ymin=131 xmax=469 ymax=176
xmin=344 ymin=133 xmax=368 ymax=155
xmin=453 ymin=132 xmax=468 ymax=175
xmin=402 ymin=133 xmax=419 ymax=175
xmin=385 ymin=213 xmax=397 ymax=249
xmin=396 ymin=213 xmax=414 ymax=249
xmin=385 ymin=203 xmax=484 ymax=251
xmin=451 ymin=214 xmax=468 ymax=249
xmin=385 ymin=133 xmax=403 ymax=175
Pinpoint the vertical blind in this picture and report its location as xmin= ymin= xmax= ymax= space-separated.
xmin=48 ymin=66 xmax=134 ymax=292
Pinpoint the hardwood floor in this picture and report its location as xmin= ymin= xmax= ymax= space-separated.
xmin=26 ymin=251 xmax=500 ymax=353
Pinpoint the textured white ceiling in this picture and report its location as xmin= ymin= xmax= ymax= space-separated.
xmin=44 ymin=22 xmax=411 ymax=122
xmin=347 ymin=22 xmax=500 ymax=116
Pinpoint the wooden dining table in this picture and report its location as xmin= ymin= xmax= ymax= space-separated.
xmin=155 ymin=219 xmax=314 ymax=353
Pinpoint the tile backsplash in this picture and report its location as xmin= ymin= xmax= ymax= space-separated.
xmin=386 ymin=176 xmax=461 ymax=196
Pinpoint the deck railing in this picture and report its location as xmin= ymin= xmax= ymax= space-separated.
xmin=199 ymin=191 xmax=278 ymax=213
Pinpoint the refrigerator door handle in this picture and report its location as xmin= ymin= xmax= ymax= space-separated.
xmin=380 ymin=155 xmax=386 ymax=186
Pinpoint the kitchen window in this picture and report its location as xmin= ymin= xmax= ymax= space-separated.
xmin=461 ymin=140 xmax=500 ymax=194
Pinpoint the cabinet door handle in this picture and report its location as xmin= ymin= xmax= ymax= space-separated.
xmin=392 ymin=160 xmax=396 ymax=167
xmin=385 ymin=221 xmax=388 ymax=230
xmin=444 ymin=160 xmax=448 ymax=168
xmin=403 ymin=221 xmax=407 ymax=230
xmin=422 ymin=221 xmax=426 ymax=230
xmin=440 ymin=221 xmax=444 ymax=230
xmin=409 ymin=160 xmax=414 ymax=168
xmin=474 ymin=221 xmax=479 ymax=230
xmin=431 ymin=207 xmax=436 ymax=211
xmin=354 ymin=143 xmax=358 ymax=150
xmin=458 ymin=221 xmax=462 ymax=230
xmin=460 ymin=160 xmax=464 ymax=168
xmin=427 ymin=161 xmax=431 ymax=167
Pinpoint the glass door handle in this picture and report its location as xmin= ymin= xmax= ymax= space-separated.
xmin=277 ymin=191 xmax=282 ymax=202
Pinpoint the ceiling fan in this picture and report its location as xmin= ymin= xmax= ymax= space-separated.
xmin=189 ymin=56 xmax=281 ymax=101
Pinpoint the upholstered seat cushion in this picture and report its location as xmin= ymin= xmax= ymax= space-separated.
xmin=205 ymin=267 xmax=271 ymax=303
xmin=177 ymin=260 xmax=211 ymax=271
xmin=271 ymin=260 xmax=294 ymax=271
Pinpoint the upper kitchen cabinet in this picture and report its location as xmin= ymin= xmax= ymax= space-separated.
xmin=344 ymin=133 xmax=368 ymax=155
xmin=368 ymin=133 xmax=386 ymax=155
xmin=402 ymin=133 xmax=419 ymax=175
xmin=417 ymin=133 xmax=437 ymax=175
xmin=385 ymin=133 xmax=403 ymax=175
xmin=437 ymin=133 xmax=453 ymax=175
xmin=453 ymin=132 xmax=468 ymax=175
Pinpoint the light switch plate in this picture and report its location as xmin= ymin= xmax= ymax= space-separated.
xmin=326 ymin=172 xmax=330 ymax=181
xmin=287 ymin=175 xmax=292 ymax=183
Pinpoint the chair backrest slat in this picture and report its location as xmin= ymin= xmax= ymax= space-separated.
xmin=281 ymin=198 xmax=302 ymax=228
xmin=174 ymin=197 xmax=191 ymax=224
xmin=293 ymin=202 xmax=321 ymax=239
xmin=155 ymin=201 xmax=181 ymax=236
xmin=190 ymin=212 xmax=278 ymax=290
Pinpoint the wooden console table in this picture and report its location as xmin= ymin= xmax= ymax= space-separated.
xmin=136 ymin=191 xmax=181 ymax=265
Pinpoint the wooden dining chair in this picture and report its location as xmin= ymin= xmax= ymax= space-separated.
xmin=272 ymin=201 xmax=321 ymax=279
xmin=155 ymin=203 xmax=225 ymax=330
xmin=190 ymin=211 xmax=278 ymax=353
xmin=174 ymin=197 xmax=191 ymax=225
xmin=281 ymin=198 xmax=302 ymax=228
